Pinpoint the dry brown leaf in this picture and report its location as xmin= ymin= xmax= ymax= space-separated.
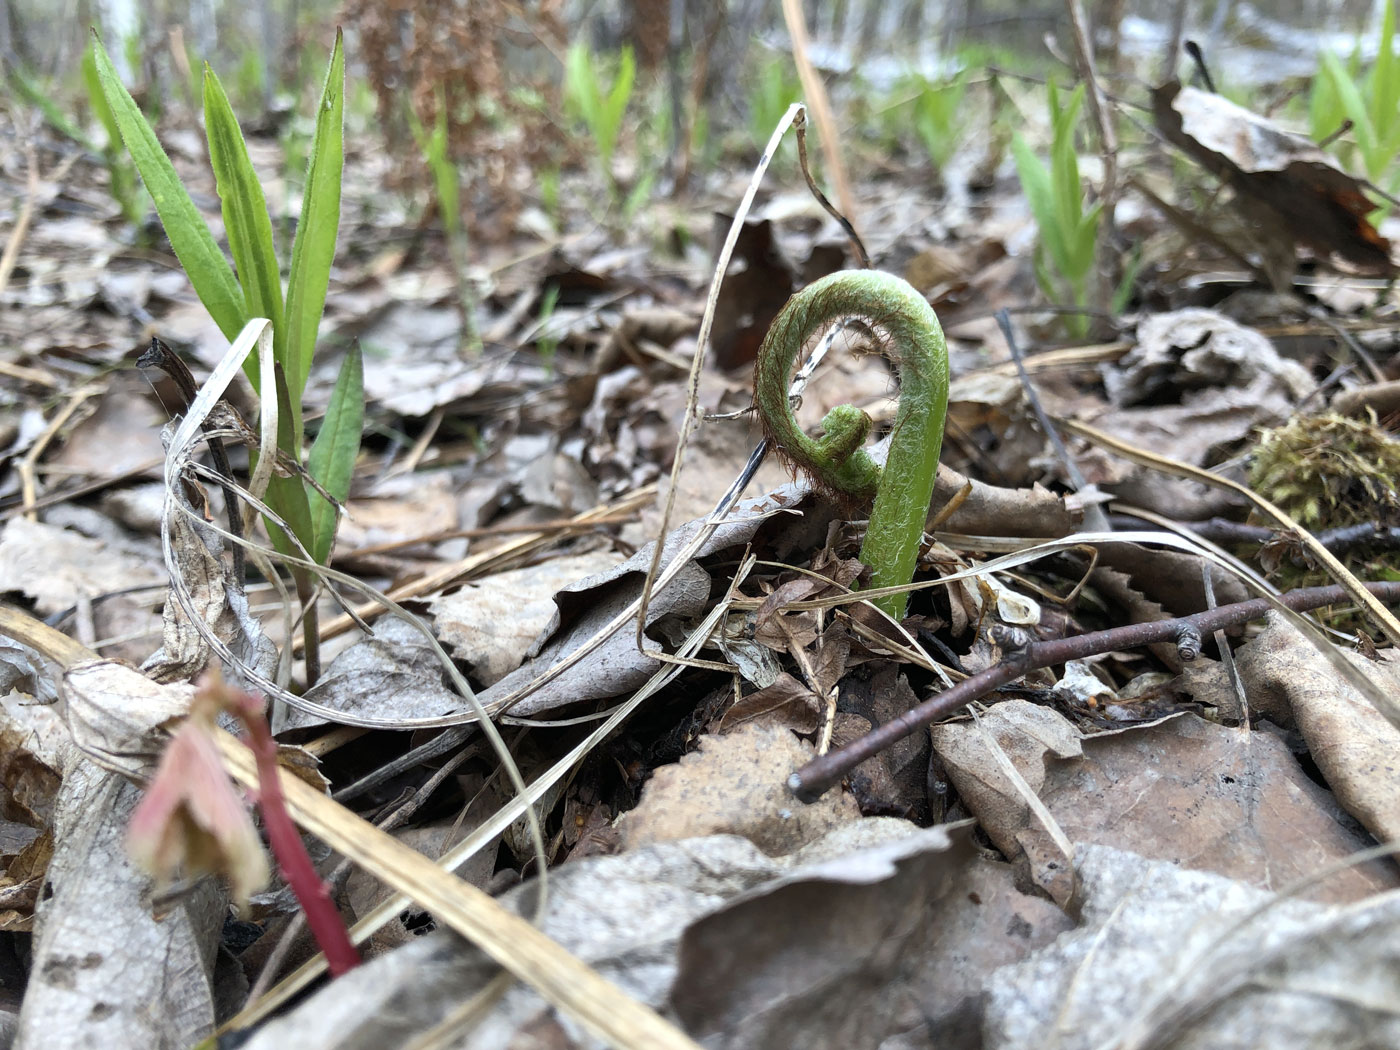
xmin=430 ymin=550 xmax=624 ymax=686
xmin=290 ymin=616 xmax=471 ymax=732
xmin=0 ymin=518 xmax=164 ymax=618
xmin=718 ymin=672 xmax=822 ymax=735
xmin=621 ymin=724 xmax=859 ymax=856
xmin=47 ymin=373 xmax=166 ymax=480
xmin=986 ymin=843 xmax=1400 ymax=1050
xmin=475 ymin=485 xmax=807 ymax=719
xmin=670 ymin=822 xmax=982 ymax=1048
xmin=1153 ymin=80 xmax=1396 ymax=276
xmin=933 ymin=700 xmax=1397 ymax=905
xmin=1234 ymin=614 xmax=1400 ymax=846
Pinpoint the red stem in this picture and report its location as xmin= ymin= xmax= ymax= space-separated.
xmin=238 ymin=698 xmax=360 ymax=976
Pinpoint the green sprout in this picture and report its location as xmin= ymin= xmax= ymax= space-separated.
xmin=747 ymin=55 xmax=802 ymax=163
xmin=535 ymin=283 xmax=561 ymax=374
xmin=91 ymin=30 xmax=362 ymax=682
xmin=409 ymin=96 xmax=481 ymax=352
xmin=754 ymin=271 xmax=949 ymax=621
xmin=899 ymin=70 xmax=969 ymax=172
xmin=564 ymin=41 xmax=636 ymax=203
xmin=1011 ymin=81 xmax=1102 ymax=339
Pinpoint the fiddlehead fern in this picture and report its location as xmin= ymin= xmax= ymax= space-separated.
xmin=754 ymin=270 xmax=949 ymax=620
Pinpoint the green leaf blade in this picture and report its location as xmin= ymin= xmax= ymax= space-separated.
xmin=306 ymin=344 xmax=363 ymax=564
xmin=89 ymin=33 xmax=247 ymax=343
xmin=284 ymin=30 xmax=345 ymax=429
xmin=1012 ymin=133 xmax=1071 ymax=277
xmin=203 ymin=65 xmax=285 ymax=391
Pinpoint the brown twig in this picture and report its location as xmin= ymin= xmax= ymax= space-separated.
xmin=995 ymin=310 xmax=1109 ymax=533
xmin=781 ymin=0 xmax=857 ymax=225
xmin=0 ymin=137 xmax=39 ymax=299
xmin=789 ymin=580 xmax=1400 ymax=802
xmin=138 ymin=337 xmax=247 ymax=580
xmin=794 ymin=110 xmax=869 ymax=269
xmin=1063 ymin=0 xmax=1121 ymax=301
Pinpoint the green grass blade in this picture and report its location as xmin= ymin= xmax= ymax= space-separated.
xmin=1012 ymin=133 xmax=1071 ymax=276
xmin=565 ymin=42 xmax=599 ymax=132
xmin=283 ymin=29 xmax=345 ymax=426
xmin=81 ymin=45 xmax=122 ymax=152
xmin=12 ymin=61 xmax=93 ymax=149
xmin=306 ymin=344 xmax=363 ymax=564
xmin=89 ymin=32 xmax=247 ymax=341
xmin=1374 ymin=0 xmax=1399 ymax=135
xmin=1051 ymin=85 xmax=1086 ymax=235
xmin=1322 ymin=50 xmax=1379 ymax=161
xmin=1310 ymin=55 xmax=1347 ymax=144
xmin=204 ymin=64 xmax=284 ymax=392
xmin=600 ymin=46 xmax=635 ymax=163
xmin=263 ymin=363 xmax=317 ymax=558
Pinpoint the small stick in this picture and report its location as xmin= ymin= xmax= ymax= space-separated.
xmin=781 ymin=0 xmax=858 ymax=225
xmin=789 ymin=580 xmax=1400 ymax=801
xmin=995 ymin=310 xmax=1109 ymax=533
xmin=138 ymin=337 xmax=247 ymax=581
xmin=1183 ymin=40 xmax=1217 ymax=93
xmin=1318 ymin=118 xmax=1355 ymax=149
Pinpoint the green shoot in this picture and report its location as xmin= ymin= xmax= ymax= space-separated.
xmin=1313 ymin=0 xmax=1400 ymax=211
xmin=536 ymin=283 xmax=561 ymax=374
xmin=747 ymin=55 xmax=802 ymax=162
xmin=1011 ymin=81 xmax=1102 ymax=339
xmin=409 ymin=98 xmax=480 ymax=351
xmin=898 ymin=71 xmax=969 ymax=172
xmin=755 ymin=271 xmax=948 ymax=622
xmin=91 ymin=30 xmax=362 ymax=682
xmin=539 ymin=166 xmax=561 ymax=227
xmin=7 ymin=63 xmax=92 ymax=148
xmin=564 ymin=41 xmax=636 ymax=199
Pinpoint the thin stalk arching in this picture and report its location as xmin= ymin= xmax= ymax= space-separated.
xmin=754 ymin=270 xmax=949 ymax=620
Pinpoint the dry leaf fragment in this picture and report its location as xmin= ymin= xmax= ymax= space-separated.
xmin=718 ymin=672 xmax=822 ymax=735
xmin=1235 ymin=613 xmax=1400 ymax=846
xmin=670 ymin=822 xmax=980 ymax=1048
xmin=1152 ymin=80 xmax=1395 ymax=276
xmin=0 ymin=518 xmax=164 ymax=617
xmin=621 ymin=724 xmax=859 ymax=856
xmin=933 ymin=701 xmax=1397 ymax=905
xmin=986 ymin=844 xmax=1400 ymax=1050
xmin=430 ymin=551 xmax=623 ymax=686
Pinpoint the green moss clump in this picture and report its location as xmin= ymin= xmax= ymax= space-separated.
xmin=1248 ymin=414 xmax=1400 ymax=629
xmin=1249 ymin=414 xmax=1400 ymax=532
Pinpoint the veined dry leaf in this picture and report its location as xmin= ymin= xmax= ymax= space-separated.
xmin=430 ymin=550 xmax=624 ymax=686
xmin=1235 ymin=613 xmax=1400 ymax=846
xmin=1153 ymin=80 xmax=1395 ymax=276
xmin=718 ymin=672 xmax=822 ymax=734
xmin=621 ymin=724 xmax=859 ymax=856
xmin=933 ymin=701 xmax=1396 ymax=905
xmin=987 ymin=844 xmax=1400 ymax=1050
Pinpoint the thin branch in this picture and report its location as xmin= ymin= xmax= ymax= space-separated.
xmin=996 ymin=309 xmax=1109 ymax=532
xmin=789 ymin=580 xmax=1400 ymax=802
xmin=1064 ymin=0 xmax=1120 ymax=265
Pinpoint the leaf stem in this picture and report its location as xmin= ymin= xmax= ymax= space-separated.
xmin=231 ymin=687 xmax=359 ymax=975
xmin=754 ymin=270 xmax=949 ymax=619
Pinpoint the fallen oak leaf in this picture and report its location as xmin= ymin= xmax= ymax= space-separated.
xmin=1152 ymin=80 xmax=1396 ymax=277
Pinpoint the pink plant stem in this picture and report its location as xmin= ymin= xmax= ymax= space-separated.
xmin=238 ymin=697 xmax=360 ymax=976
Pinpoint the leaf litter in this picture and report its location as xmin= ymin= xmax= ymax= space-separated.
xmin=3 ymin=16 xmax=1400 ymax=1050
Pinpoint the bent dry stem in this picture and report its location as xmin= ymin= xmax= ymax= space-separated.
xmin=754 ymin=270 xmax=949 ymax=620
